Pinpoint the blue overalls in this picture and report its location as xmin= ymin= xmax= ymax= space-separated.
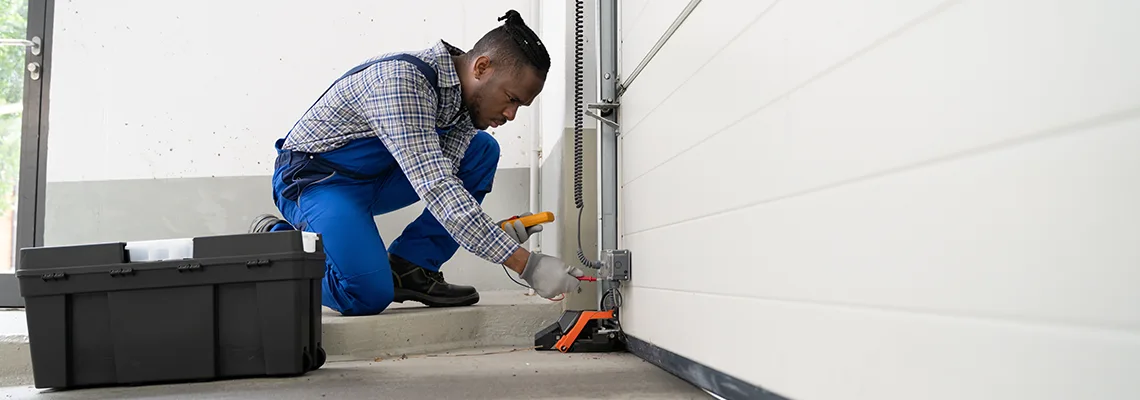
xmin=269 ymin=54 xmax=500 ymax=316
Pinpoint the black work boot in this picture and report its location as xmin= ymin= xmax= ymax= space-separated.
xmin=390 ymin=253 xmax=480 ymax=307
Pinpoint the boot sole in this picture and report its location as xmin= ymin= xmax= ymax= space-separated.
xmin=392 ymin=289 xmax=480 ymax=308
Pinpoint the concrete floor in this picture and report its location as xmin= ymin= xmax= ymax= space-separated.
xmin=0 ymin=348 xmax=711 ymax=400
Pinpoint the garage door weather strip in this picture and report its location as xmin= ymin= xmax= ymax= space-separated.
xmin=626 ymin=336 xmax=788 ymax=400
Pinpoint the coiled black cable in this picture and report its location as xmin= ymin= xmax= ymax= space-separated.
xmin=573 ymin=0 xmax=601 ymax=270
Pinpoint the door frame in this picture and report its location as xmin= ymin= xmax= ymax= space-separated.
xmin=0 ymin=0 xmax=54 ymax=308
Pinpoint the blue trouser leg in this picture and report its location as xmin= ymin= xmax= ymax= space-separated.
xmin=269 ymin=131 xmax=500 ymax=316
xmin=272 ymin=170 xmax=395 ymax=316
xmin=382 ymin=131 xmax=501 ymax=271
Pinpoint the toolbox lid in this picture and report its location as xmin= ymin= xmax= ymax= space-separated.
xmin=122 ymin=232 xmax=318 ymax=262
xmin=17 ymin=231 xmax=322 ymax=272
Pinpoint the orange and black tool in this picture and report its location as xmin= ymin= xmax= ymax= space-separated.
xmin=535 ymin=309 xmax=623 ymax=353
xmin=499 ymin=211 xmax=555 ymax=230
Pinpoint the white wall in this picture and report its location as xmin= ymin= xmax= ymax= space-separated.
xmin=47 ymin=0 xmax=539 ymax=183
xmin=537 ymin=0 xmax=599 ymax=260
xmin=618 ymin=0 xmax=1140 ymax=399
xmin=538 ymin=0 xmax=568 ymax=258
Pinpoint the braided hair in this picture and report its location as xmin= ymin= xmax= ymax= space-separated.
xmin=470 ymin=10 xmax=551 ymax=78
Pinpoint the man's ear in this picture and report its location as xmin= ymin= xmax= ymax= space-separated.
xmin=473 ymin=55 xmax=492 ymax=80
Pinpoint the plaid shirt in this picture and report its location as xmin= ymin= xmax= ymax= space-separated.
xmin=282 ymin=40 xmax=521 ymax=264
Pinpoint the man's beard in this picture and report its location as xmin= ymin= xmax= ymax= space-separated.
xmin=465 ymin=90 xmax=487 ymax=129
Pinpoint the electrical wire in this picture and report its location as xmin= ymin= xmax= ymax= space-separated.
xmin=601 ymin=283 xmax=623 ymax=311
xmin=501 ymin=265 xmax=566 ymax=302
xmin=503 ymin=265 xmax=531 ymax=289
xmin=574 ymin=0 xmax=602 ymax=270
xmin=501 ymin=0 xmax=606 ymax=307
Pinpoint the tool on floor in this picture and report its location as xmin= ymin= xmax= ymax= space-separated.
xmin=535 ymin=309 xmax=622 ymax=353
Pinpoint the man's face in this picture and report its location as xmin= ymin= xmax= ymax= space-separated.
xmin=463 ymin=56 xmax=545 ymax=130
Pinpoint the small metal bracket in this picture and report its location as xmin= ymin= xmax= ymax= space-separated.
xmin=587 ymin=102 xmax=619 ymax=111
xmin=585 ymin=102 xmax=620 ymax=133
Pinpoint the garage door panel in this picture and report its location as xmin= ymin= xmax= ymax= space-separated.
xmin=622 ymin=0 xmax=1140 ymax=233
xmin=622 ymin=286 xmax=1140 ymax=400
xmin=619 ymin=0 xmax=689 ymax=75
xmin=624 ymin=116 xmax=1140 ymax=330
xmin=619 ymin=0 xmax=779 ymax=137
xmin=621 ymin=0 xmax=1140 ymax=187
xmin=621 ymin=100 xmax=789 ymax=235
xmin=619 ymin=0 xmax=653 ymax=37
xmin=620 ymin=0 xmax=948 ymax=181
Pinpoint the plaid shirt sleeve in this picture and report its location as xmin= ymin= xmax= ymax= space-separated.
xmin=358 ymin=61 xmax=521 ymax=264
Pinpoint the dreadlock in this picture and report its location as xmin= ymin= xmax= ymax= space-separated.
xmin=470 ymin=10 xmax=551 ymax=78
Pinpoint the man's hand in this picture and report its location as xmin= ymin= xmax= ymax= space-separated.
xmin=498 ymin=212 xmax=543 ymax=244
xmin=519 ymin=253 xmax=585 ymax=299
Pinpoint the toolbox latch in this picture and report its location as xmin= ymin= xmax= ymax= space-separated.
xmin=39 ymin=272 xmax=67 ymax=281
xmin=245 ymin=259 xmax=272 ymax=268
xmin=108 ymin=268 xmax=136 ymax=277
xmin=176 ymin=263 xmax=203 ymax=273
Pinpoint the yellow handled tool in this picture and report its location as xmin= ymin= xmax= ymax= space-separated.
xmin=500 ymin=211 xmax=555 ymax=230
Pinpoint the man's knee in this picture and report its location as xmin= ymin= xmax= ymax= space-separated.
xmin=467 ymin=131 xmax=501 ymax=169
xmin=326 ymin=271 xmax=395 ymax=316
xmin=460 ymin=131 xmax=500 ymax=193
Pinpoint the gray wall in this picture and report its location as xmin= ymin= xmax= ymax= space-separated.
xmin=44 ymin=168 xmax=532 ymax=292
xmin=542 ymin=128 xmax=599 ymax=311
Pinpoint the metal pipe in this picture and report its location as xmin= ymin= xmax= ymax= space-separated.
xmin=529 ymin=131 xmax=540 ymax=253
xmin=616 ymin=0 xmax=702 ymax=96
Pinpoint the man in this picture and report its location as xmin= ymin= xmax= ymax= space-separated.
xmin=250 ymin=10 xmax=584 ymax=316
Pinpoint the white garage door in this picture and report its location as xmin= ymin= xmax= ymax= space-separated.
xmin=616 ymin=0 xmax=1140 ymax=399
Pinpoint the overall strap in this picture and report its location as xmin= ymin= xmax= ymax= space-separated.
xmin=286 ymin=53 xmax=440 ymax=140
xmin=334 ymin=53 xmax=439 ymax=97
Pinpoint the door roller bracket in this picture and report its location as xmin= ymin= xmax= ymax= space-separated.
xmin=585 ymin=102 xmax=620 ymax=134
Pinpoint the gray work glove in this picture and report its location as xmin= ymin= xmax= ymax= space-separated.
xmin=498 ymin=212 xmax=544 ymax=244
xmin=520 ymin=253 xmax=585 ymax=299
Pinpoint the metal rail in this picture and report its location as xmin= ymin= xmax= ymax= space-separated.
xmin=597 ymin=0 xmax=620 ymax=310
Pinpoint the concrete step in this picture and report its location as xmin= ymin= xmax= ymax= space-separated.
xmin=0 ymin=290 xmax=562 ymax=387
xmin=323 ymin=290 xmax=561 ymax=362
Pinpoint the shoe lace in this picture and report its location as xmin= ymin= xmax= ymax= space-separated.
xmin=423 ymin=268 xmax=445 ymax=283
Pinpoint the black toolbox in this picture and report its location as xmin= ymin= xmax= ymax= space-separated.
xmin=16 ymin=230 xmax=328 ymax=389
